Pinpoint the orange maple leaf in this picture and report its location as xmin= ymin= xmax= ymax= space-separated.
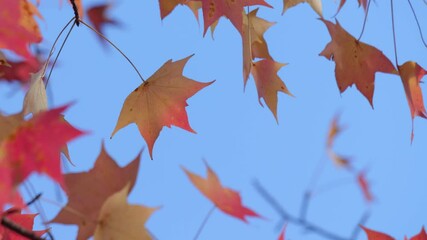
xmin=397 ymin=61 xmax=427 ymax=140
xmin=159 ymin=0 xmax=201 ymax=20
xmin=250 ymin=59 xmax=293 ymax=121
xmin=319 ymin=19 xmax=396 ymax=106
xmin=182 ymin=162 xmax=261 ymax=222
xmin=242 ymin=8 xmax=274 ymax=83
xmin=111 ymin=55 xmax=214 ymax=159
xmin=197 ymin=0 xmax=271 ymax=36
xmin=361 ymin=226 xmax=395 ymax=240
xmin=51 ymin=143 xmax=142 ymax=240
xmin=0 ymin=0 xmax=42 ymax=60
xmin=325 ymin=114 xmax=352 ymax=169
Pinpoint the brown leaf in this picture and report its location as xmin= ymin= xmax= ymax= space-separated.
xmin=319 ymin=19 xmax=396 ymax=106
xmin=50 ymin=143 xmax=142 ymax=240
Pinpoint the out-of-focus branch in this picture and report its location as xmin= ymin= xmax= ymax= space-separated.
xmin=253 ymin=180 xmax=352 ymax=240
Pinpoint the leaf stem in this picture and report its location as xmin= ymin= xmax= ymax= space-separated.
xmin=45 ymin=21 xmax=77 ymax=88
xmin=357 ymin=0 xmax=372 ymax=41
xmin=193 ymin=206 xmax=216 ymax=240
xmin=390 ymin=0 xmax=399 ymax=68
xmin=79 ymin=20 xmax=146 ymax=82
xmin=407 ymin=0 xmax=427 ymax=48
xmin=42 ymin=17 xmax=76 ymax=79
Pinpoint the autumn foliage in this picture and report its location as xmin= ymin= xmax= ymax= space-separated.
xmin=0 ymin=0 xmax=426 ymax=239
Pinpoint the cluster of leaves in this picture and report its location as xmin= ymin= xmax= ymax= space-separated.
xmin=0 ymin=0 xmax=426 ymax=239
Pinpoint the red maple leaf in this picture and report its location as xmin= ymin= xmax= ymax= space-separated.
xmin=357 ymin=170 xmax=373 ymax=202
xmin=0 ymin=0 xmax=42 ymax=59
xmin=0 ymin=105 xmax=84 ymax=210
xmin=361 ymin=226 xmax=395 ymax=240
xmin=0 ymin=210 xmax=47 ymax=240
xmin=182 ymin=161 xmax=261 ymax=222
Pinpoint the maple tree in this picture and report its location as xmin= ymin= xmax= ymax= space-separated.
xmin=0 ymin=0 xmax=426 ymax=239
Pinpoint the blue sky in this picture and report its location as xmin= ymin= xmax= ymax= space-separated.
xmin=1 ymin=0 xmax=427 ymax=239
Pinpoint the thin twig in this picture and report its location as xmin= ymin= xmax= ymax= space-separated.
xmin=193 ymin=206 xmax=216 ymax=240
xmin=407 ymin=0 xmax=427 ymax=48
xmin=26 ymin=193 xmax=42 ymax=207
xmin=79 ymin=20 xmax=146 ymax=82
xmin=45 ymin=21 xmax=77 ymax=88
xmin=357 ymin=0 xmax=372 ymax=41
xmin=69 ymin=0 xmax=80 ymax=26
xmin=253 ymin=180 xmax=350 ymax=240
xmin=1 ymin=216 xmax=45 ymax=240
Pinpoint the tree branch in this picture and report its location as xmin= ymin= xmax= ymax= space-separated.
xmin=253 ymin=180 xmax=350 ymax=240
xmin=69 ymin=0 xmax=80 ymax=26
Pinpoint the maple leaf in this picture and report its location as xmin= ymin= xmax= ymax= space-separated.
xmin=51 ymin=143 xmax=142 ymax=240
xmin=0 ymin=0 xmax=42 ymax=59
xmin=0 ymin=106 xmax=83 ymax=187
xmin=159 ymin=0 xmax=202 ymax=20
xmin=407 ymin=227 xmax=427 ymax=240
xmin=357 ymin=170 xmax=373 ymax=202
xmin=182 ymin=162 xmax=261 ymax=222
xmin=0 ymin=59 xmax=41 ymax=84
xmin=23 ymin=65 xmax=48 ymax=116
xmin=282 ymin=0 xmax=322 ymax=17
xmin=87 ymin=4 xmax=119 ymax=44
xmin=197 ymin=0 xmax=271 ymax=36
xmin=0 ymin=210 xmax=47 ymax=240
xmin=325 ymin=114 xmax=351 ymax=168
xmin=0 ymin=106 xmax=83 ymax=210
xmin=278 ymin=224 xmax=287 ymax=240
xmin=397 ymin=61 xmax=427 ymax=141
xmin=336 ymin=0 xmax=368 ymax=16
xmin=111 ymin=55 xmax=214 ymax=159
xmin=361 ymin=226 xmax=395 ymax=240
xmin=94 ymin=184 xmax=158 ymax=240
xmin=242 ymin=9 xmax=274 ymax=83
xmin=250 ymin=59 xmax=293 ymax=121
xmin=319 ymin=19 xmax=396 ymax=106
xmin=327 ymin=150 xmax=351 ymax=169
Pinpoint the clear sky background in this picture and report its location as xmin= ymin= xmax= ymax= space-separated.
xmin=0 ymin=0 xmax=426 ymax=239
